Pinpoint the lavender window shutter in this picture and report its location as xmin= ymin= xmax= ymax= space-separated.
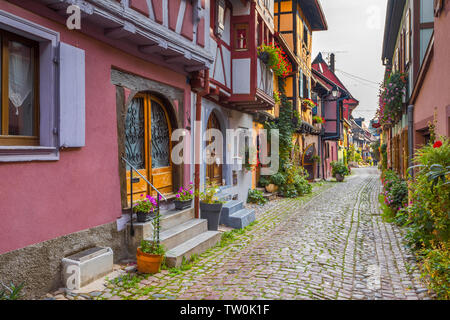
xmin=58 ymin=42 xmax=85 ymax=148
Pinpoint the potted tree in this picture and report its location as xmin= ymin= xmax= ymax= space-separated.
xmin=133 ymin=195 xmax=157 ymax=223
xmin=174 ymin=182 xmax=194 ymax=210
xmin=330 ymin=161 xmax=349 ymax=182
xmin=136 ymin=211 xmax=166 ymax=274
xmin=198 ymin=185 xmax=224 ymax=231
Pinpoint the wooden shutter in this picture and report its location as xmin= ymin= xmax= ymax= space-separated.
xmin=58 ymin=42 xmax=86 ymax=148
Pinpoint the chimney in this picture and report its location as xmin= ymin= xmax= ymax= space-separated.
xmin=330 ymin=53 xmax=335 ymax=73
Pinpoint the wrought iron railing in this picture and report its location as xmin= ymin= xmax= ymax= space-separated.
xmin=121 ymin=157 xmax=167 ymax=239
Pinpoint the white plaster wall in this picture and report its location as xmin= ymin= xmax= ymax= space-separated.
xmin=232 ymin=59 xmax=251 ymax=94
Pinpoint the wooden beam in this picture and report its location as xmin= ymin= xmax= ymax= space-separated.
xmin=104 ymin=22 xmax=136 ymax=39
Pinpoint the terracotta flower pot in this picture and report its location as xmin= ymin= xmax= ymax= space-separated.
xmin=136 ymin=248 xmax=163 ymax=274
xmin=265 ymin=184 xmax=279 ymax=193
xmin=200 ymin=202 xmax=223 ymax=231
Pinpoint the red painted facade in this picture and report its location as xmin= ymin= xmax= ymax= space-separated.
xmin=0 ymin=0 xmax=197 ymax=254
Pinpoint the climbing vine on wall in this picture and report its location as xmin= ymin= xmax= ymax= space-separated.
xmin=264 ymin=77 xmax=294 ymax=168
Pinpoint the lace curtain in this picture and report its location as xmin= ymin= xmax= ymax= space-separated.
xmin=9 ymin=41 xmax=32 ymax=116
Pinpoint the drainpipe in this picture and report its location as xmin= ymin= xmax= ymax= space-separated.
xmin=407 ymin=104 xmax=414 ymax=178
xmin=194 ymin=71 xmax=210 ymax=219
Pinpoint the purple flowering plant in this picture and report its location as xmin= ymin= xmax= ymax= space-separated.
xmin=133 ymin=194 xmax=157 ymax=213
xmin=175 ymin=181 xmax=194 ymax=201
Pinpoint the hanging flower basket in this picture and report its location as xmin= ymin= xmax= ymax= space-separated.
xmin=376 ymin=70 xmax=408 ymax=126
xmin=302 ymin=99 xmax=316 ymax=109
xmin=257 ymin=43 xmax=292 ymax=78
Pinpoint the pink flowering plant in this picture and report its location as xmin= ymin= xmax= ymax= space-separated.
xmin=175 ymin=182 xmax=194 ymax=201
xmin=377 ymin=70 xmax=407 ymax=126
xmin=133 ymin=194 xmax=157 ymax=213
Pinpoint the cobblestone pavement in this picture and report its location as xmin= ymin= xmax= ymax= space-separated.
xmin=47 ymin=167 xmax=432 ymax=300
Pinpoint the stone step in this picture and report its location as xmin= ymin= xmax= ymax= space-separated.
xmin=165 ymin=231 xmax=221 ymax=267
xmin=226 ymin=209 xmax=255 ymax=229
xmin=220 ymin=200 xmax=244 ymax=224
xmin=262 ymin=193 xmax=277 ymax=201
xmin=160 ymin=207 xmax=195 ymax=231
xmin=151 ymin=219 xmax=207 ymax=250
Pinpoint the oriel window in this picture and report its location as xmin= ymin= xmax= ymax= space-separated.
xmin=0 ymin=29 xmax=39 ymax=146
xmin=235 ymin=24 xmax=248 ymax=50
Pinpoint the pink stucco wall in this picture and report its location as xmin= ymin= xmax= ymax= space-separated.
xmin=0 ymin=1 xmax=191 ymax=254
xmin=413 ymin=3 xmax=450 ymax=144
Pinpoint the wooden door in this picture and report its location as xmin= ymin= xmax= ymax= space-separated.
xmin=206 ymin=112 xmax=222 ymax=186
xmin=125 ymin=94 xmax=173 ymax=206
xmin=149 ymin=97 xmax=173 ymax=196
xmin=302 ymin=144 xmax=316 ymax=181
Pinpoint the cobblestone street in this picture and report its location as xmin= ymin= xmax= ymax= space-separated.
xmin=65 ymin=168 xmax=431 ymax=301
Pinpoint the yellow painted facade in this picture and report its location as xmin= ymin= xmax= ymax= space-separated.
xmin=274 ymin=0 xmax=314 ymax=125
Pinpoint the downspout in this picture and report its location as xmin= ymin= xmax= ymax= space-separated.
xmin=407 ymin=104 xmax=414 ymax=178
xmin=194 ymin=71 xmax=210 ymax=219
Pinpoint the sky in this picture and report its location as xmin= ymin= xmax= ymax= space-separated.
xmin=312 ymin=0 xmax=388 ymax=126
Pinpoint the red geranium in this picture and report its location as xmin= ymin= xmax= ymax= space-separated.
xmin=433 ymin=140 xmax=443 ymax=148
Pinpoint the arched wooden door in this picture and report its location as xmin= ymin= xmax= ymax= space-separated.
xmin=206 ymin=112 xmax=223 ymax=186
xmin=125 ymin=93 xmax=173 ymax=205
xmin=302 ymin=144 xmax=316 ymax=181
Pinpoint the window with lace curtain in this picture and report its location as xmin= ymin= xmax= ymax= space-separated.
xmin=0 ymin=29 xmax=39 ymax=146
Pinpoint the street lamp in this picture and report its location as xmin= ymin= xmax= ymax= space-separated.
xmin=331 ymin=85 xmax=339 ymax=98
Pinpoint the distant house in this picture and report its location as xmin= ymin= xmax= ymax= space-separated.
xmin=312 ymin=53 xmax=359 ymax=179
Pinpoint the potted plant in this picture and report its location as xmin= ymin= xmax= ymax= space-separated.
xmin=330 ymin=161 xmax=349 ymax=182
xmin=312 ymin=116 xmax=325 ymax=125
xmin=174 ymin=182 xmax=194 ymax=210
xmin=257 ymin=43 xmax=292 ymax=77
xmin=133 ymin=195 xmax=157 ymax=223
xmin=136 ymin=212 xmax=166 ymax=274
xmin=198 ymin=185 xmax=224 ymax=231
xmin=266 ymin=172 xmax=285 ymax=193
xmin=302 ymin=98 xmax=316 ymax=110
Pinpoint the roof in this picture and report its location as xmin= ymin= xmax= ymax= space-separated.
xmin=297 ymin=0 xmax=328 ymax=31
xmin=311 ymin=53 xmax=359 ymax=104
xmin=382 ymin=0 xmax=406 ymax=63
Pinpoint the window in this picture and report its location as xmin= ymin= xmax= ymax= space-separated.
xmin=303 ymin=73 xmax=308 ymax=99
xmin=215 ymin=0 xmax=226 ymax=37
xmin=235 ymin=24 xmax=248 ymax=50
xmin=0 ymin=29 xmax=39 ymax=146
xmin=405 ymin=9 xmax=411 ymax=66
xmin=303 ymin=23 xmax=309 ymax=48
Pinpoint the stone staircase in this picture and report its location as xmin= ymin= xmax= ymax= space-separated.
xmin=216 ymin=189 xmax=256 ymax=230
xmin=219 ymin=200 xmax=255 ymax=229
xmin=132 ymin=207 xmax=220 ymax=268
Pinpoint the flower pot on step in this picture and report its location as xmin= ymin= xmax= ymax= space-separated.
xmin=136 ymin=248 xmax=163 ymax=274
xmin=335 ymin=173 xmax=345 ymax=182
xmin=265 ymin=184 xmax=279 ymax=193
xmin=174 ymin=199 xmax=193 ymax=211
xmin=136 ymin=211 xmax=153 ymax=223
xmin=200 ymin=201 xmax=223 ymax=231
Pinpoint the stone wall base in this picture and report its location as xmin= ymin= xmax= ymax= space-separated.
xmin=0 ymin=221 xmax=130 ymax=299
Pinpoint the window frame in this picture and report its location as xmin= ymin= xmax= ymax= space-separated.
xmin=234 ymin=23 xmax=249 ymax=51
xmin=0 ymin=28 xmax=40 ymax=146
xmin=0 ymin=9 xmax=60 ymax=162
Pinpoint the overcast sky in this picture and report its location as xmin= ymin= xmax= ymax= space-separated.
xmin=312 ymin=0 xmax=388 ymax=125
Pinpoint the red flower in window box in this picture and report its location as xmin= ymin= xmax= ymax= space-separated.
xmin=433 ymin=140 xmax=443 ymax=148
